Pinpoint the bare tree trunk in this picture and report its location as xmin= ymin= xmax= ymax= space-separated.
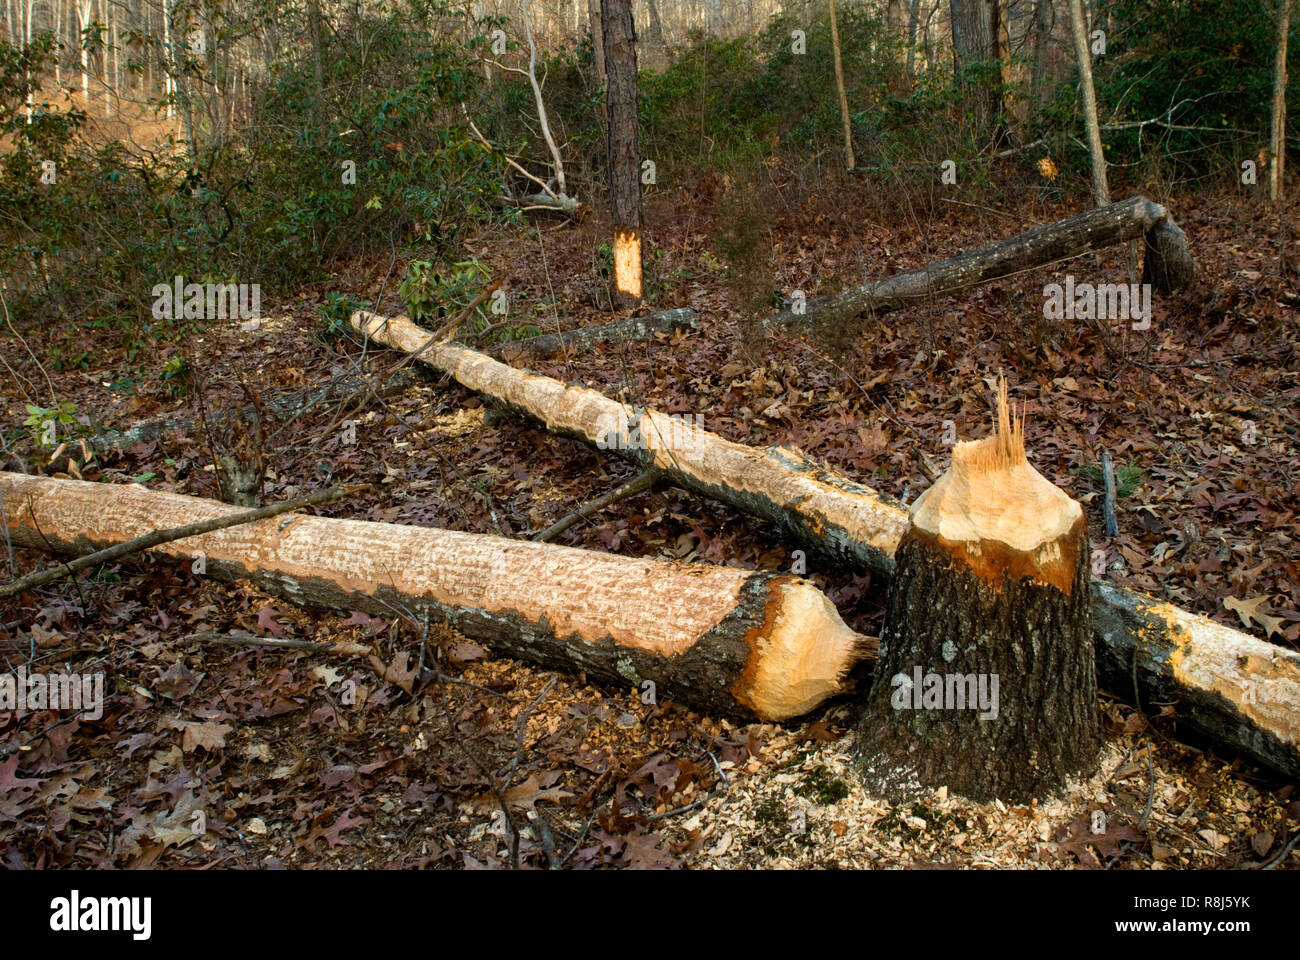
xmin=77 ymin=0 xmax=91 ymax=101
xmin=949 ymin=0 xmax=1003 ymax=138
xmin=100 ymin=0 xmax=110 ymax=116
xmin=53 ymin=0 xmax=61 ymax=86
xmin=1030 ymin=0 xmax=1052 ymax=89
xmin=587 ymin=0 xmax=604 ymax=79
xmin=646 ymin=0 xmax=666 ymax=50
xmin=520 ymin=0 xmax=567 ymax=197
xmin=1067 ymin=0 xmax=1109 ymax=205
xmin=1269 ymin=0 xmax=1292 ymax=202
xmin=602 ymin=0 xmax=642 ymax=306
xmin=829 ymin=0 xmax=856 ymax=170
xmin=905 ymin=0 xmax=922 ymax=78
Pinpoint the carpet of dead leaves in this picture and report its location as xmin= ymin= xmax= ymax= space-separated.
xmin=2 ymin=175 xmax=1298 ymax=869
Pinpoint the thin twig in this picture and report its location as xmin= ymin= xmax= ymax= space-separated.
xmin=533 ymin=469 xmax=658 ymax=542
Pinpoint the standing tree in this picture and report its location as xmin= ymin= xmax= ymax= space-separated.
xmin=949 ymin=0 xmax=1005 ymax=142
xmin=1067 ymin=0 xmax=1109 ymax=206
xmin=587 ymin=0 xmax=604 ymax=81
xmin=856 ymin=380 xmax=1101 ymax=801
xmin=601 ymin=0 xmax=642 ymax=307
xmin=828 ymin=0 xmax=856 ymax=171
xmin=1269 ymin=0 xmax=1293 ymax=202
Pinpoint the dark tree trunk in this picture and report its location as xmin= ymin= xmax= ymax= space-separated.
xmin=857 ymin=524 xmax=1100 ymax=801
xmin=601 ymin=0 xmax=643 ymax=307
xmin=949 ymin=0 xmax=1005 ymax=141
xmin=762 ymin=195 xmax=1195 ymax=335
xmin=1030 ymin=0 xmax=1053 ymax=89
xmin=495 ymin=307 xmax=698 ymax=360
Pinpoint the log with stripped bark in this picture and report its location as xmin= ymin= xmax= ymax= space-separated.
xmin=761 ymin=196 xmax=1195 ymax=335
xmin=0 ymin=472 xmax=868 ymax=722
xmin=349 ymin=308 xmax=1300 ymax=778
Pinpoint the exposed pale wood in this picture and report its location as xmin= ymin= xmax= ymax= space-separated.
xmin=1 ymin=472 xmax=869 ymax=722
xmin=350 ymin=308 xmax=910 ymax=575
xmin=911 ymin=382 xmax=1082 ymax=593
xmin=0 ymin=482 xmax=356 ymax=599
xmin=348 ymin=308 xmax=1299 ymax=775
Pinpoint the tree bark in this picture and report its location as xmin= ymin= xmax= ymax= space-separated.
xmin=1269 ymin=0 xmax=1292 ymax=202
xmin=0 ymin=472 xmax=869 ymax=722
xmin=949 ymin=0 xmax=1004 ymax=140
xmin=1067 ymin=0 xmax=1109 ymax=206
xmin=761 ymin=196 xmax=1194 ymax=334
xmin=601 ymin=0 xmax=642 ymax=306
xmin=1030 ymin=0 xmax=1053 ymax=90
xmin=587 ymin=0 xmax=604 ymax=81
xmin=348 ymin=308 xmax=1300 ymax=779
xmin=856 ymin=382 xmax=1101 ymax=800
xmin=494 ymin=307 xmax=698 ymax=360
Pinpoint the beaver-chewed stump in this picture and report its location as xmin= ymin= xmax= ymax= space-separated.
xmin=856 ymin=381 xmax=1101 ymax=802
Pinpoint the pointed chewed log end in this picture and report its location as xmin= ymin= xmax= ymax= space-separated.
xmin=908 ymin=378 xmax=1084 ymax=594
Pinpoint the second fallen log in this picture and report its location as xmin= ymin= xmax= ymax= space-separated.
xmin=0 ymin=471 xmax=869 ymax=722
xmin=762 ymin=196 xmax=1195 ymax=334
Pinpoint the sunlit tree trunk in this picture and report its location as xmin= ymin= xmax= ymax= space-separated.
xmin=829 ymin=0 xmax=855 ymax=170
xmin=1067 ymin=0 xmax=1109 ymax=205
xmin=1269 ymin=0 xmax=1292 ymax=202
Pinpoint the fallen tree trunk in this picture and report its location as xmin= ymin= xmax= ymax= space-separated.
xmin=494 ymin=307 xmax=698 ymax=361
xmin=0 ymin=472 xmax=868 ymax=722
xmin=761 ymin=196 xmax=1195 ymax=334
xmin=350 ymin=309 xmax=1300 ymax=777
xmin=351 ymin=309 xmax=909 ymax=575
xmin=87 ymin=367 xmax=428 ymax=457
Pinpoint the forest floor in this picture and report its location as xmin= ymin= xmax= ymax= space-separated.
xmin=2 ymin=177 xmax=1298 ymax=869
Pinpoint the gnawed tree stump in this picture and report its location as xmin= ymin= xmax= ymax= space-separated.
xmin=761 ymin=196 xmax=1196 ymax=335
xmin=856 ymin=383 xmax=1101 ymax=800
xmin=0 ymin=471 xmax=870 ymax=722
xmin=349 ymin=309 xmax=1300 ymax=778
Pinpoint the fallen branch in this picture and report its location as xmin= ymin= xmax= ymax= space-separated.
xmin=349 ymin=309 xmax=1300 ymax=777
xmin=534 ymin=469 xmax=658 ymax=542
xmin=1101 ymin=450 xmax=1119 ymax=537
xmin=2 ymin=472 xmax=870 ymax=722
xmin=495 ymin=307 xmax=698 ymax=361
xmin=181 ymin=631 xmax=372 ymax=656
xmin=760 ymin=196 xmax=1195 ymax=334
xmin=87 ymin=367 xmax=427 ymax=457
